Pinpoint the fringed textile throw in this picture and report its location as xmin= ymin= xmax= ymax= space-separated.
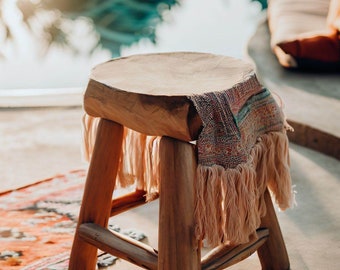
xmin=82 ymin=72 xmax=294 ymax=247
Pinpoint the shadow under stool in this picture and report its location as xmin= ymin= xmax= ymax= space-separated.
xmin=69 ymin=52 xmax=292 ymax=270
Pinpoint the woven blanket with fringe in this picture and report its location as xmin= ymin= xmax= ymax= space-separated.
xmin=83 ymin=73 xmax=294 ymax=247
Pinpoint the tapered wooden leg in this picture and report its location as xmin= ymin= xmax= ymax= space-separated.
xmin=69 ymin=119 xmax=124 ymax=270
xmin=158 ymin=137 xmax=200 ymax=270
xmin=257 ymin=189 xmax=290 ymax=270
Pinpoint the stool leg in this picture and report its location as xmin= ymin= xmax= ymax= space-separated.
xmin=257 ymin=189 xmax=290 ymax=270
xmin=158 ymin=137 xmax=200 ymax=270
xmin=69 ymin=119 xmax=124 ymax=270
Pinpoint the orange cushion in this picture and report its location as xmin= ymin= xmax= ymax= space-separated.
xmin=277 ymin=31 xmax=340 ymax=63
xmin=268 ymin=0 xmax=340 ymax=70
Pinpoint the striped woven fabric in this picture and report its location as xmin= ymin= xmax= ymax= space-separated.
xmin=188 ymin=73 xmax=294 ymax=246
xmin=189 ymin=73 xmax=284 ymax=169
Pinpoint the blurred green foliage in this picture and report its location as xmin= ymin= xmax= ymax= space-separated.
xmin=252 ymin=0 xmax=267 ymax=10
xmin=1 ymin=0 xmax=178 ymax=56
xmin=0 ymin=0 xmax=267 ymax=57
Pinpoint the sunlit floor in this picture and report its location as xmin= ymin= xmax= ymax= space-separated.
xmin=0 ymin=107 xmax=85 ymax=192
xmin=1 ymin=106 xmax=339 ymax=269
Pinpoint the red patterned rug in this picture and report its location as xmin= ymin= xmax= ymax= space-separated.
xmin=0 ymin=170 xmax=86 ymax=269
xmin=0 ymin=170 xmax=149 ymax=269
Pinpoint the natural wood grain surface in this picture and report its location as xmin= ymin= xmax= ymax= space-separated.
xmin=110 ymin=190 xmax=151 ymax=217
xmin=69 ymin=119 xmax=124 ymax=270
xmin=158 ymin=137 xmax=200 ymax=269
xmin=91 ymin=52 xmax=253 ymax=96
xmin=84 ymin=79 xmax=194 ymax=141
xmin=257 ymin=189 xmax=290 ymax=270
xmin=79 ymin=223 xmax=158 ymax=270
xmin=201 ymin=228 xmax=269 ymax=270
xmin=84 ymin=52 xmax=255 ymax=141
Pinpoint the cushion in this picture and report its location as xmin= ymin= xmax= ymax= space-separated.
xmin=268 ymin=0 xmax=340 ymax=70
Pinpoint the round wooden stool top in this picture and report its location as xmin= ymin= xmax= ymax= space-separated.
xmin=84 ymin=52 xmax=255 ymax=141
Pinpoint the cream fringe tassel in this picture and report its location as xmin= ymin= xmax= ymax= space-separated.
xmin=82 ymin=114 xmax=294 ymax=246
xmin=194 ymin=132 xmax=294 ymax=247
xmin=82 ymin=114 xmax=160 ymax=201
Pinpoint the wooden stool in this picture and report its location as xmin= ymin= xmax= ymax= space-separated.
xmin=69 ymin=52 xmax=291 ymax=269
